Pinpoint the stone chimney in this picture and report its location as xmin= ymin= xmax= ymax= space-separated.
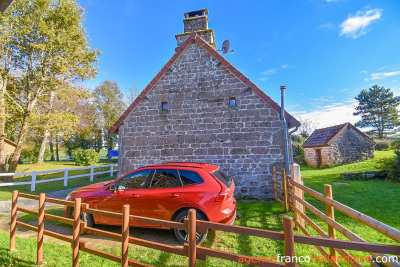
xmin=175 ymin=9 xmax=216 ymax=50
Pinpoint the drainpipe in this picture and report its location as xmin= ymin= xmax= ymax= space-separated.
xmin=289 ymin=127 xmax=299 ymax=164
xmin=110 ymin=134 xmax=121 ymax=178
xmin=280 ymin=86 xmax=290 ymax=174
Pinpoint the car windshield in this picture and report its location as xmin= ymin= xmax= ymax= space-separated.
xmin=212 ymin=169 xmax=233 ymax=188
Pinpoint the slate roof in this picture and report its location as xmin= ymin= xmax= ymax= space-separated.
xmin=302 ymin=123 xmax=374 ymax=148
xmin=109 ymin=32 xmax=300 ymax=134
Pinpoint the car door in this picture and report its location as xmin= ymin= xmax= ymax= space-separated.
xmin=95 ymin=169 xmax=152 ymax=226
xmin=140 ymin=169 xmax=183 ymax=228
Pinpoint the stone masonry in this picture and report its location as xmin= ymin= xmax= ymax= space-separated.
xmin=112 ymin=10 xmax=299 ymax=200
xmin=329 ymin=127 xmax=374 ymax=166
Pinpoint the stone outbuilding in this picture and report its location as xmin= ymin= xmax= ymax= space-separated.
xmin=109 ymin=9 xmax=300 ymax=200
xmin=302 ymin=123 xmax=374 ymax=168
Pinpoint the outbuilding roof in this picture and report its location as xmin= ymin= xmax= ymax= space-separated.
xmin=109 ymin=32 xmax=300 ymax=134
xmin=302 ymin=123 xmax=375 ymax=148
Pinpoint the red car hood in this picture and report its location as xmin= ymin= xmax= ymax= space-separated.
xmin=72 ymin=180 xmax=115 ymax=193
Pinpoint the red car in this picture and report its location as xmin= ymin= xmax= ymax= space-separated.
xmin=65 ymin=162 xmax=236 ymax=243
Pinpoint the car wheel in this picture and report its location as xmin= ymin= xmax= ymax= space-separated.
xmin=65 ymin=207 xmax=94 ymax=228
xmin=173 ymin=209 xmax=208 ymax=245
xmin=82 ymin=212 xmax=94 ymax=228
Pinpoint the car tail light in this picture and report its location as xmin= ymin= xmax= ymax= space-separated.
xmin=215 ymin=193 xmax=229 ymax=202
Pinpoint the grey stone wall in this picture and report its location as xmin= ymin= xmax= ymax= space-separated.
xmin=175 ymin=30 xmax=215 ymax=49
xmin=119 ymin=42 xmax=287 ymax=200
xmin=184 ymin=16 xmax=208 ymax=32
xmin=329 ymin=127 xmax=374 ymax=166
xmin=304 ymin=147 xmax=331 ymax=168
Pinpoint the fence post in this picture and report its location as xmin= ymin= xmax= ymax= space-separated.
xmin=37 ymin=193 xmax=45 ymax=265
xmin=324 ymin=184 xmax=337 ymax=263
xmin=10 ymin=190 xmax=18 ymax=251
xmin=122 ymin=204 xmax=130 ymax=267
xmin=30 ymin=171 xmax=37 ymax=192
xmin=64 ymin=169 xmax=69 ymax=187
xmin=188 ymin=209 xmax=197 ymax=267
xmin=283 ymin=216 xmax=295 ymax=267
xmin=110 ymin=164 xmax=114 ymax=177
xmin=282 ymin=168 xmax=289 ymax=212
xmin=90 ymin=166 xmax=94 ymax=182
xmin=73 ymin=198 xmax=81 ymax=267
xmin=290 ymin=164 xmax=305 ymax=230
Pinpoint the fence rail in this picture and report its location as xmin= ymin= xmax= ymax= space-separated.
xmin=272 ymin=164 xmax=400 ymax=267
xmin=10 ymin=190 xmax=400 ymax=266
xmin=0 ymin=164 xmax=118 ymax=191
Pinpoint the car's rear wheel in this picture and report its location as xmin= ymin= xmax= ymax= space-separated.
xmin=65 ymin=207 xmax=94 ymax=228
xmin=173 ymin=209 xmax=208 ymax=244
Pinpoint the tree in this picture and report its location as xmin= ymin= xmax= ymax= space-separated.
xmin=297 ymin=117 xmax=319 ymax=138
xmin=93 ymin=80 xmax=126 ymax=150
xmin=354 ymin=84 xmax=400 ymax=139
xmin=1 ymin=0 xmax=100 ymax=175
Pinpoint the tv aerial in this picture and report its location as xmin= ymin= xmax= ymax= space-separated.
xmin=218 ymin=40 xmax=234 ymax=54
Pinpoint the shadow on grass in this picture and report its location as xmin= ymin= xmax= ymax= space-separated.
xmin=0 ymin=248 xmax=36 ymax=267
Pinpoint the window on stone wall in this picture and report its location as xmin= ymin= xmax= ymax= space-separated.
xmin=229 ymin=97 xmax=236 ymax=107
xmin=161 ymin=102 xmax=168 ymax=110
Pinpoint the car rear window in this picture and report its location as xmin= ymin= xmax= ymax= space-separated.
xmin=212 ymin=169 xmax=233 ymax=188
xmin=178 ymin=170 xmax=204 ymax=186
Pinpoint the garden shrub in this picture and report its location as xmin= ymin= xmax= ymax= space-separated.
xmin=292 ymin=142 xmax=305 ymax=165
xmin=376 ymin=150 xmax=400 ymax=182
xmin=21 ymin=147 xmax=52 ymax=163
xmin=291 ymin=134 xmax=305 ymax=143
xmin=73 ymin=149 xmax=99 ymax=166
xmin=374 ymin=140 xmax=391 ymax=151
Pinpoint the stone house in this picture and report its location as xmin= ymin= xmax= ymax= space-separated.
xmin=302 ymin=123 xmax=374 ymax=168
xmin=109 ymin=9 xmax=300 ymax=199
xmin=4 ymin=138 xmax=17 ymax=157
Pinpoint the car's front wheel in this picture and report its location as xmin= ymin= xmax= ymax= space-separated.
xmin=173 ymin=209 xmax=208 ymax=244
xmin=65 ymin=207 xmax=94 ymax=228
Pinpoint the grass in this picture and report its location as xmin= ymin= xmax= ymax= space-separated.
xmin=0 ymin=162 xmax=118 ymax=201
xmin=300 ymin=150 xmax=400 ymax=243
xmin=0 ymin=150 xmax=398 ymax=266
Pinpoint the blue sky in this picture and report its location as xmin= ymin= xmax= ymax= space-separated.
xmin=78 ymin=0 xmax=400 ymax=129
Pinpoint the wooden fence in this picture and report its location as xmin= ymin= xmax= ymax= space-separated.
xmin=10 ymin=190 xmax=400 ymax=266
xmin=272 ymin=164 xmax=400 ymax=267
xmin=0 ymin=164 xmax=117 ymax=191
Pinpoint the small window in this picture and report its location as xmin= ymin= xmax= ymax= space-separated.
xmin=229 ymin=97 xmax=236 ymax=107
xmin=150 ymin=169 xmax=181 ymax=188
xmin=162 ymin=102 xmax=168 ymax=110
xmin=178 ymin=170 xmax=204 ymax=186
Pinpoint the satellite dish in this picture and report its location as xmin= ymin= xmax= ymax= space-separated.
xmin=218 ymin=40 xmax=234 ymax=54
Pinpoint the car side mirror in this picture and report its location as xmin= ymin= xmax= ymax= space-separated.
xmin=109 ymin=184 xmax=116 ymax=193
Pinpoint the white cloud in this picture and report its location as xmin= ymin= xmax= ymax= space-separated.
xmin=318 ymin=23 xmax=335 ymax=30
xmin=340 ymin=8 xmax=382 ymax=38
xmin=370 ymin=71 xmax=400 ymax=80
xmin=281 ymin=64 xmax=295 ymax=69
xmin=293 ymin=101 xmax=360 ymax=129
xmin=261 ymin=68 xmax=277 ymax=76
xmin=359 ymin=70 xmax=368 ymax=74
xmin=259 ymin=77 xmax=269 ymax=81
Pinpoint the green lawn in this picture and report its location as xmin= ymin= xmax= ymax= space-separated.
xmin=301 ymin=150 xmax=400 ymax=244
xmin=0 ymin=150 xmax=398 ymax=266
xmin=0 ymin=161 xmax=118 ymax=201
